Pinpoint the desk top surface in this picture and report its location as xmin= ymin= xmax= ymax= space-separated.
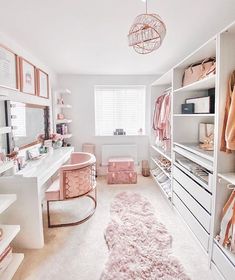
xmin=17 ymin=147 xmax=74 ymax=180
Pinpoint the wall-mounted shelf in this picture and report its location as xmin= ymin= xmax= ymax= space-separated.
xmin=151 ymin=145 xmax=172 ymax=162
xmin=56 ymin=119 xmax=72 ymax=124
xmin=0 ymin=126 xmax=12 ymax=134
xmin=1 ymin=253 xmax=24 ymax=280
xmin=0 ymin=225 xmax=20 ymax=255
xmin=57 ymin=104 xmax=72 ymax=109
xmin=174 ymin=75 xmax=215 ymax=93
xmin=0 ymin=194 xmax=16 ymax=214
xmin=62 ymin=134 xmax=72 ymax=139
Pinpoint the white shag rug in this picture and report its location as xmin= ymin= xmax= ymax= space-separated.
xmin=101 ymin=192 xmax=190 ymax=280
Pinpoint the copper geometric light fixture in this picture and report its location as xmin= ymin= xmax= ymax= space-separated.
xmin=128 ymin=0 xmax=166 ymax=54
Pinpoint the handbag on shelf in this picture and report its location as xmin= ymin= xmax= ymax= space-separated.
xmin=182 ymin=57 xmax=216 ymax=87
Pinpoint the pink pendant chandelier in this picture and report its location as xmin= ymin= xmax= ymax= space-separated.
xmin=128 ymin=0 xmax=166 ymax=54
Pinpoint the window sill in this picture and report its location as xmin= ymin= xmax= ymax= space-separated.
xmin=95 ymin=134 xmax=148 ymax=137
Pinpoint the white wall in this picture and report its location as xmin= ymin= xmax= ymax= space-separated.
xmin=0 ymin=32 xmax=57 ymax=152
xmin=57 ymin=75 xmax=157 ymax=173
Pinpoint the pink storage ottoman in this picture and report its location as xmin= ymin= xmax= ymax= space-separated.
xmin=107 ymin=171 xmax=137 ymax=184
xmin=107 ymin=157 xmax=137 ymax=184
xmin=108 ymin=157 xmax=134 ymax=172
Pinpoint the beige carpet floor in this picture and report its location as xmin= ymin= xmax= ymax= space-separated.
xmin=14 ymin=176 xmax=213 ymax=280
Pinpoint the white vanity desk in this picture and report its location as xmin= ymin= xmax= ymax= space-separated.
xmin=0 ymin=147 xmax=74 ymax=249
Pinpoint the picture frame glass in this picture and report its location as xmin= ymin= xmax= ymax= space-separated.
xmin=22 ymin=60 xmax=35 ymax=94
xmin=0 ymin=46 xmax=17 ymax=89
xmin=38 ymin=70 xmax=49 ymax=98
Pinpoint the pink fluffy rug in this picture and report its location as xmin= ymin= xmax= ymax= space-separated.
xmin=100 ymin=192 xmax=190 ymax=280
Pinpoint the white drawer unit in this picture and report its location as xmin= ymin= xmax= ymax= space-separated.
xmin=211 ymin=262 xmax=226 ymax=280
xmin=212 ymin=242 xmax=235 ymax=280
xmin=173 ymin=180 xmax=211 ymax=232
xmin=173 ymin=192 xmax=209 ymax=251
xmin=173 ymin=165 xmax=212 ymax=213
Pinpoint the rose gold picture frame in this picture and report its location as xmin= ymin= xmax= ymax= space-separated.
xmin=36 ymin=68 xmax=49 ymax=99
xmin=0 ymin=44 xmax=20 ymax=90
xmin=19 ymin=57 xmax=36 ymax=95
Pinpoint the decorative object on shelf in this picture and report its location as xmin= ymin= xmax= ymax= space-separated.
xmin=19 ymin=58 xmax=36 ymax=95
xmin=113 ymin=128 xmax=126 ymax=135
xmin=181 ymin=103 xmax=195 ymax=114
xmin=0 ymin=44 xmax=19 ymax=90
xmin=182 ymin=57 xmax=216 ymax=87
xmin=216 ymin=190 xmax=235 ymax=254
xmin=199 ymin=123 xmax=214 ymax=151
xmin=220 ymin=70 xmax=235 ymax=153
xmin=127 ymin=0 xmax=166 ymax=54
xmin=57 ymin=113 xmax=64 ymax=120
xmin=36 ymin=68 xmax=49 ymax=99
xmin=185 ymin=96 xmax=211 ymax=114
xmin=208 ymin=88 xmax=215 ymax=114
xmin=57 ymin=97 xmax=64 ymax=105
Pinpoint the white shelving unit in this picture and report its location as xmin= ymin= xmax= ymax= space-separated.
xmin=150 ymin=170 xmax=171 ymax=201
xmin=53 ymin=88 xmax=73 ymax=145
xmin=0 ymin=127 xmax=11 ymax=134
xmin=0 ymin=195 xmax=23 ymax=279
xmin=150 ymin=20 xmax=235 ymax=280
xmin=0 ymin=162 xmax=14 ymax=175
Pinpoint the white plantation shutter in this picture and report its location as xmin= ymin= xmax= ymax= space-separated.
xmin=95 ymin=85 xmax=146 ymax=136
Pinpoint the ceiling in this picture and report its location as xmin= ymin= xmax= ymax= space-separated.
xmin=0 ymin=0 xmax=234 ymax=75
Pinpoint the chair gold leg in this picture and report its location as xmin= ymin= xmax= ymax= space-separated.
xmin=47 ymin=188 xmax=97 ymax=228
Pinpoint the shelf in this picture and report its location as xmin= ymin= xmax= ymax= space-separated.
xmin=151 ymin=157 xmax=171 ymax=179
xmin=214 ymin=239 xmax=235 ymax=267
xmin=150 ymin=170 xmax=172 ymax=201
xmin=56 ymin=119 xmax=72 ymax=124
xmin=173 ymin=114 xmax=215 ymax=117
xmin=174 ymin=142 xmax=214 ymax=162
xmin=0 ymin=127 xmax=11 ymax=134
xmin=0 ymin=225 xmax=20 ymax=255
xmin=0 ymin=195 xmax=16 ymax=214
xmin=57 ymin=104 xmax=72 ymax=109
xmin=0 ymin=161 xmax=14 ymax=174
xmin=1 ymin=253 xmax=24 ymax=280
xmin=174 ymin=75 xmax=215 ymax=93
xmin=56 ymin=88 xmax=71 ymax=95
xmin=62 ymin=134 xmax=72 ymax=139
xmin=151 ymin=145 xmax=172 ymax=162
xmin=173 ymin=145 xmax=213 ymax=172
xmin=218 ymin=172 xmax=235 ymax=185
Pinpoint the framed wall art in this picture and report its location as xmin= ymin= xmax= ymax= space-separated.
xmin=37 ymin=68 xmax=49 ymax=99
xmin=0 ymin=44 xmax=19 ymax=90
xmin=19 ymin=57 xmax=36 ymax=95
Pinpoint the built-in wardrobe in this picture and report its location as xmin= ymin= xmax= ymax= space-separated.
xmin=150 ymin=21 xmax=235 ymax=280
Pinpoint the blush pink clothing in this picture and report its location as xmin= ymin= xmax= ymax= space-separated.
xmin=152 ymin=92 xmax=171 ymax=142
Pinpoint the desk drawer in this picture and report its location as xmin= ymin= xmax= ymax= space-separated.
xmin=212 ymin=242 xmax=235 ymax=280
xmin=173 ymin=180 xmax=211 ymax=232
xmin=173 ymin=165 xmax=212 ymax=213
xmin=173 ymin=192 xmax=209 ymax=251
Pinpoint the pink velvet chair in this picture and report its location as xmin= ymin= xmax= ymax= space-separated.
xmin=45 ymin=152 xmax=96 ymax=228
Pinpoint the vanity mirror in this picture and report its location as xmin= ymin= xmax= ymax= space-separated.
xmin=5 ymin=101 xmax=50 ymax=152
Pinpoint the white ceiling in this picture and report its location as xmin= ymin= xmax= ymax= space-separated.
xmin=0 ymin=0 xmax=234 ymax=75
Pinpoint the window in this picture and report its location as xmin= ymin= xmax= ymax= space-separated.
xmin=95 ymin=85 xmax=146 ymax=136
